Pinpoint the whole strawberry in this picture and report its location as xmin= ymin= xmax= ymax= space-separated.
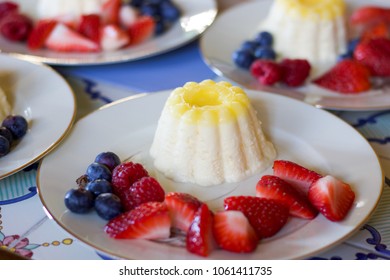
xmin=354 ymin=37 xmax=390 ymax=77
xmin=313 ymin=59 xmax=371 ymax=94
xmin=280 ymin=59 xmax=311 ymax=87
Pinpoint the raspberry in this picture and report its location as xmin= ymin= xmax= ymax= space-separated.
xmin=0 ymin=1 xmax=18 ymax=18
xmin=250 ymin=59 xmax=282 ymax=85
xmin=0 ymin=12 xmax=33 ymax=41
xmin=111 ymin=162 xmax=149 ymax=194
xmin=280 ymin=59 xmax=311 ymax=87
xmin=120 ymin=177 xmax=165 ymax=211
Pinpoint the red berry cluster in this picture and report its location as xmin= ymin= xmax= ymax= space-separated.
xmin=250 ymin=58 xmax=311 ymax=87
xmin=0 ymin=1 xmax=32 ymax=42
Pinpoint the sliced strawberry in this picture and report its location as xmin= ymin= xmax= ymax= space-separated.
xmin=165 ymin=192 xmax=203 ymax=233
xmin=44 ymin=23 xmax=100 ymax=52
xmin=186 ymin=204 xmax=215 ymax=257
xmin=354 ymin=37 xmax=390 ymax=77
xmin=256 ymin=175 xmax=318 ymax=219
xmin=119 ymin=176 xmax=165 ymax=211
xmin=104 ymin=201 xmax=171 ymax=239
xmin=272 ymin=160 xmax=322 ymax=195
xmin=27 ymin=19 xmax=57 ymax=50
xmin=101 ymin=0 xmax=121 ymax=25
xmin=213 ymin=210 xmax=259 ymax=253
xmin=224 ymin=196 xmax=289 ymax=239
xmin=128 ymin=15 xmax=155 ymax=45
xmin=313 ymin=59 xmax=371 ymax=94
xmin=78 ymin=14 xmax=101 ymax=43
xmin=361 ymin=21 xmax=390 ymax=42
xmin=308 ymin=175 xmax=355 ymax=222
xmin=111 ymin=162 xmax=149 ymax=194
xmin=350 ymin=6 xmax=390 ymax=26
xmin=100 ymin=24 xmax=130 ymax=51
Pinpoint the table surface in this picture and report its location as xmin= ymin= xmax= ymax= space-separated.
xmin=1 ymin=1 xmax=390 ymax=260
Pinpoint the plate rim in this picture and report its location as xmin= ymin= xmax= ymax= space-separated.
xmin=199 ymin=0 xmax=390 ymax=111
xmin=0 ymin=0 xmax=218 ymax=66
xmin=0 ymin=54 xmax=77 ymax=179
xmin=36 ymin=88 xmax=384 ymax=260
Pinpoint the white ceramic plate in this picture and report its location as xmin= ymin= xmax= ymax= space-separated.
xmin=200 ymin=0 xmax=390 ymax=111
xmin=37 ymin=88 xmax=383 ymax=260
xmin=1 ymin=0 xmax=217 ymax=65
xmin=0 ymin=54 xmax=76 ymax=179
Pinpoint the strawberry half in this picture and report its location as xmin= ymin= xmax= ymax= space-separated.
xmin=27 ymin=19 xmax=57 ymax=50
xmin=165 ymin=192 xmax=203 ymax=233
xmin=104 ymin=201 xmax=171 ymax=239
xmin=308 ymin=175 xmax=355 ymax=222
xmin=128 ymin=15 xmax=155 ymax=45
xmin=224 ymin=196 xmax=289 ymax=239
xmin=78 ymin=14 xmax=101 ymax=44
xmin=350 ymin=6 xmax=390 ymax=26
xmin=120 ymin=176 xmax=165 ymax=211
xmin=313 ymin=59 xmax=372 ymax=93
xmin=213 ymin=210 xmax=259 ymax=253
xmin=354 ymin=38 xmax=390 ymax=77
xmin=186 ymin=204 xmax=215 ymax=257
xmin=272 ymin=160 xmax=322 ymax=195
xmin=44 ymin=23 xmax=100 ymax=52
xmin=256 ymin=175 xmax=318 ymax=219
xmin=101 ymin=0 xmax=121 ymax=25
xmin=100 ymin=24 xmax=130 ymax=51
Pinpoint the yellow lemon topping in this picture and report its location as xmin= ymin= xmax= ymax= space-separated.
xmin=166 ymin=80 xmax=252 ymax=125
xmin=278 ymin=0 xmax=345 ymax=20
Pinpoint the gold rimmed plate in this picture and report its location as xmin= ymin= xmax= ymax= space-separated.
xmin=0 ymin=54 xmax=76 ymax=179
xmin=1 ymin=0 xmax=217 ymax=65
xmin=37 ymin=88 xmax=383 ymax=259
xmin=200 ymin=0 xmax=390 ymax=111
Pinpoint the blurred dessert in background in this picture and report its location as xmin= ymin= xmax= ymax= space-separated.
xmin=259 ymin=0 xmax=347 ymax=78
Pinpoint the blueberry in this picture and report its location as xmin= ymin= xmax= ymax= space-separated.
xmin=140 ymin=3 xmax=161 ymax=18
xmin=0 ymin=135 xmax=10 ymax=157
xmin=94 ymin=151 xmax=121 ymax=171
xmin=255 ymin=31 xmax=273 ymax=47
xmin=254 ymin=46 xmax=276 ymax=60
xmin=64 ymin=188 xmax=94 ymax=214
xmin=337 ymin=52 xmax=353 ymax=62
xmin=347 ymin=38 xmax=360 ymax=53
xmin=2 ymin=115 xmax=28 ymax=140
xmin=86 ymin=162 xmax=112 ymax=182
xmin=160 ymin=1 xmax=181 ymax=23
xmin=0 ymin=126 xmax=13 ymax=145
xmin=239 ymin=40 xmax=260 ymax=54
xmin=154 ymin=18 xmax=168 ymax=35
xmin=94 ymin=193 xmax=123 ymax=220
xmin=232 ymin=49 xmax=255 ymax=69
xmin=85 ymin=179 xmax=113 ymax=197
xmin=129 ymin=0 xmax=144 ymax=8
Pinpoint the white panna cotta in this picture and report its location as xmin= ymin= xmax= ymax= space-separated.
xmin=150 ymin=80 xmax=276 ymax=187
xmin=260 ymin=0 xmax=347 ymax=78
